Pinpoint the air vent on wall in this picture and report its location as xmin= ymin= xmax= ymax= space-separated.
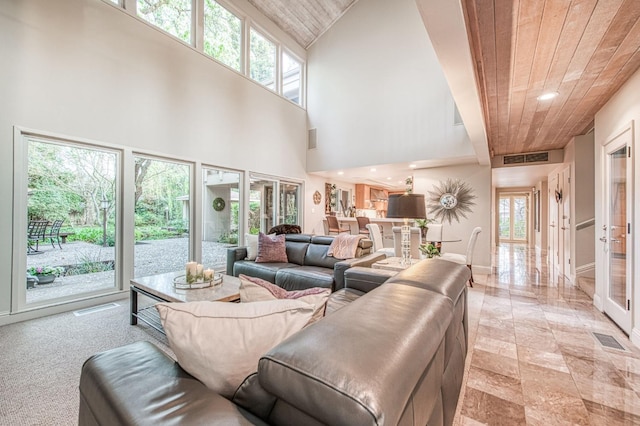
xmin=491 ymin=149 xmax=563 ymax=169
xmin=308 ymin=128 xmax=317 ymax=150
xmin=503 ymin=152 xmax=549 ymax=165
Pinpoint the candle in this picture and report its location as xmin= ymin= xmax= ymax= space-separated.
xmin=196 ymin=264 xmax=204 ymax=282
xmin=186 ymin=261 xmax=197 ymax=284
xmin=203 ymin=268 xmax=214 ymax=281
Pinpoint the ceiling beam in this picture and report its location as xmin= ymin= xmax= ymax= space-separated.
xmin=415 ymin=0 xmax=491 ymax=166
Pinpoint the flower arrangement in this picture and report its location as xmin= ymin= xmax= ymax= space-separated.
xmin=419 ymin=243 xmax=441 ymax=259
xmin=27 ymin=265 xmax=65 ymax=277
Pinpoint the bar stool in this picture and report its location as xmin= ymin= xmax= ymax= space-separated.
xmin=356 ymin=216 xmax=370 ymax=236
xmin=326 ymin=215 xmax=350 ymax=234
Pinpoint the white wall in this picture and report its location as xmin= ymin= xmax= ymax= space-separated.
xmin=413 ymin=164 xmax=492 ymax=273
xmin=0 ymin=0 xmax=308 ymax=317
xmin=594 ymin=67 xmax=640 ymax=344
xmin=305 ymin=0 xmax=476 ymax=173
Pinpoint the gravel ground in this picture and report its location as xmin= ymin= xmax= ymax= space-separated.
xmin=26 ymin=238 xmax=235 ymax=303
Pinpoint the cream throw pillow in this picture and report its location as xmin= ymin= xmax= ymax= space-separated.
xmin=156 ymin=300 xmax=313 ymax=398
xmin=239 ymin=274 xmax=331 ymax=324
xmin=245 ymin=233 xmax=259 ymax=260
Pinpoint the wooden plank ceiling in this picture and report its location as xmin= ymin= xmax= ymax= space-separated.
xmin=462 ymin=0 xmax=640 ymax=157
xmin=248 ymin=0 xmax=357 ymax=48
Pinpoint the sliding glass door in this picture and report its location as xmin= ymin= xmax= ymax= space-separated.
xmin=133 ymin=156 xmax=191 ymax=278
xmin=23 ymin=137 xmax=119 ymax=307
xmin=202 ymin=167 xmax=241 ymax=270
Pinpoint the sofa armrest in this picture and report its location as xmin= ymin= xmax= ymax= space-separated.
xmin=333 ymin=252 xmax=387 ymax=291
xmin=79 ymin=341 xmax=266 ymax=426
xmin=344 ymin=266 xmax=396 ymax=293
xmin=226 ymin=247 xmax=248 ymax=276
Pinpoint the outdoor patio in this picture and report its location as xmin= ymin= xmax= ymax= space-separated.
xmin=26 ymin=238 xmax=234 ymax=303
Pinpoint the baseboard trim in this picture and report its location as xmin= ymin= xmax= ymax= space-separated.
xmin=472 ymin=265 xmax=491 ymax=276
xmin=631 ymin=328 xmax=640 ymax=350
xmin=576 ymin=262 xmax=595 ymax=275
xmin=593 ymin=293 xmax=603 ymax=311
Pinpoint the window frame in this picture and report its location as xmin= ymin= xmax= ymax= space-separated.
xmin=281 ymin=48 xmax=304 ymax=106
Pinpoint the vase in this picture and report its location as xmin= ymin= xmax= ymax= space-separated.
xmin=36 ymin=274 xmax=56 ymax=285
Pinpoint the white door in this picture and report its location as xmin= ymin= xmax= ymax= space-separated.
xmin=549 ymin=174 xmax=560 ymax=278
xmin=561 ymin=166 xmax=571 ymax=280
xmin=602 ymin=132 xmax=632 ymax=333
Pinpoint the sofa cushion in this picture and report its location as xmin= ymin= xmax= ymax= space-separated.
xmin=304 ymin=243 xmax=340 ymax=269
xmin=255 ymin=233 xmax=288 ymax=263
xmin=156 ymin=300 xmax=314 ymax=399
xmin=285 ymin=241 xmax=309 ymax=266
xmin=233 ymin=260 xmax=296 ymax=283
xmin=275 ymin=266 xmax=335 ymax=291
xmin=239 ymin=274 xmax=330 ymax=324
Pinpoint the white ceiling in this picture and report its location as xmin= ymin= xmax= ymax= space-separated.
xmin=492 ymin=164 xmax=560 ymax=189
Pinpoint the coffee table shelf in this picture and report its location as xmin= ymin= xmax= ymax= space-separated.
xmin=130 ymin=270 xmax=240 ymax=334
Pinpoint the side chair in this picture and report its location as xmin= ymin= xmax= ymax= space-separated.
xmin=440 ymin=227 xmax=482 ymax=287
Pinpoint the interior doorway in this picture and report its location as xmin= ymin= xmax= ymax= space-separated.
xmin=498 ymin=193 xmax=529 ymax=243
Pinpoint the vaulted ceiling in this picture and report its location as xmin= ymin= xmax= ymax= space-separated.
xmin=248 ymin=0 xmax=357 ymax=48
xmin=250 ymin=0 xmax=640 ymax=176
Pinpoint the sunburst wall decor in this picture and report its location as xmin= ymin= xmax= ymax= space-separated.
xmin=427 ymin=178 xmax=477 ymax=224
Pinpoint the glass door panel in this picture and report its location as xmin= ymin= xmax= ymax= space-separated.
xmin=279 ymin=182 xmax=300 ymax=224
xmin=498 ymin=194 xmax=528 ymax=242
xmin=26 ymin=139 xmax=118 ymax=306
xmin=202 ymin=168 xmax=241 ymax=270
xmin=133 ymin=156 xmax=190 ymax=277
xmin=249 ymin=176 xmax=276 ymax=233
xmin=608 ymin=146 xmax=627 ymax=310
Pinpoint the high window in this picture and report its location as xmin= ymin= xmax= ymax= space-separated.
xmin=250 ymin=28 xmax=276 ymax=91
xmin=137 ymin=0 xmax=193 ymax=44
xmin=111 ymin=0 xmax=305 ymax=106
xmin=203 ymin=1 xmax=242 ymax=71
xmin=282 ymin=51 xmax=301 ymax=105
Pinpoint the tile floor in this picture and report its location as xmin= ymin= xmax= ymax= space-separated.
xmin=455 ymin=243 xmax=640 ymax=425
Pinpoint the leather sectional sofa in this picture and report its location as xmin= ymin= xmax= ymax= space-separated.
xmin=226 ymin=233 xmax=383 ymax=291
xmin=79 ymin=258 xmax=470 ymax=425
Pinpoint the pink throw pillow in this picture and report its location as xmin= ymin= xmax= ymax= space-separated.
xmin=239 ymin=274 xmax=331 ymax=324
xmin=255 ymin=232 xmax=288 ymax=263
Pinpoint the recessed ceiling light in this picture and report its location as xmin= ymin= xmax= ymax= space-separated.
xmin=370 ymin=168 xmax=376 ymax=172
xmin=409 ymin=164 xmax=417 ymax=169
xmin=337 ymin=171 xmax=344 ymax=175
xmin=387 ymin=177 xmax=392 ymax=180
xmin=537 ymin=92 xmax=558 ymax=101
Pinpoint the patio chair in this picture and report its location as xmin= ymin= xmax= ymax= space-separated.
xmin=44 ymin=219 xmax=64 ymax=249
xmin=27 ymin=219 xmax=49 ymax=253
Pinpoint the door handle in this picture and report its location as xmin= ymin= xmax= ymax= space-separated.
xmin=599 ymin=237 xmax=607 ymax=242
xmin=611 ymin=238 xmax=621 ymax=243
xmin=550 ymin=224 xmax=555 ymax=228
xmin=561 ymin=227 xmax=567 ymax=230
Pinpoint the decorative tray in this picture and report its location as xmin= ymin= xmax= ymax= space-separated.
xmin=173 ymin=273 xmax=223 ymax=289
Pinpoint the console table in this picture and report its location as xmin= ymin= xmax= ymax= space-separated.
xmin=130 ymin=271 xmax=240 ymax=333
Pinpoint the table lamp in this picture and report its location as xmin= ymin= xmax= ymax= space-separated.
xmin=386 ymin=193 xmax=426 ymax=265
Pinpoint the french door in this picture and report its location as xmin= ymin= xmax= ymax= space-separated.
xmin=602 ymin=130 xmax=632 ymax=333
xmin=498 ymin=193 xmax=528 ymax=242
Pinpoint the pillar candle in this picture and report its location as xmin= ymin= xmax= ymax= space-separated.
xmin=203 ymin=268 xmax=214 ymax=281
xmin=196 ymin=264 xmax=204 ymax=282
xmin=186 ymin=261 xmax=197 ymax=284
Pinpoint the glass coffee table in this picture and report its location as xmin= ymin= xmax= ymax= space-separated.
xmin=130 ymin=270 xmax=240 ymax=333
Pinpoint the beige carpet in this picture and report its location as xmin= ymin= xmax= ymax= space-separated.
xmin=0 ymin=297 xmax=170 ymax=425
